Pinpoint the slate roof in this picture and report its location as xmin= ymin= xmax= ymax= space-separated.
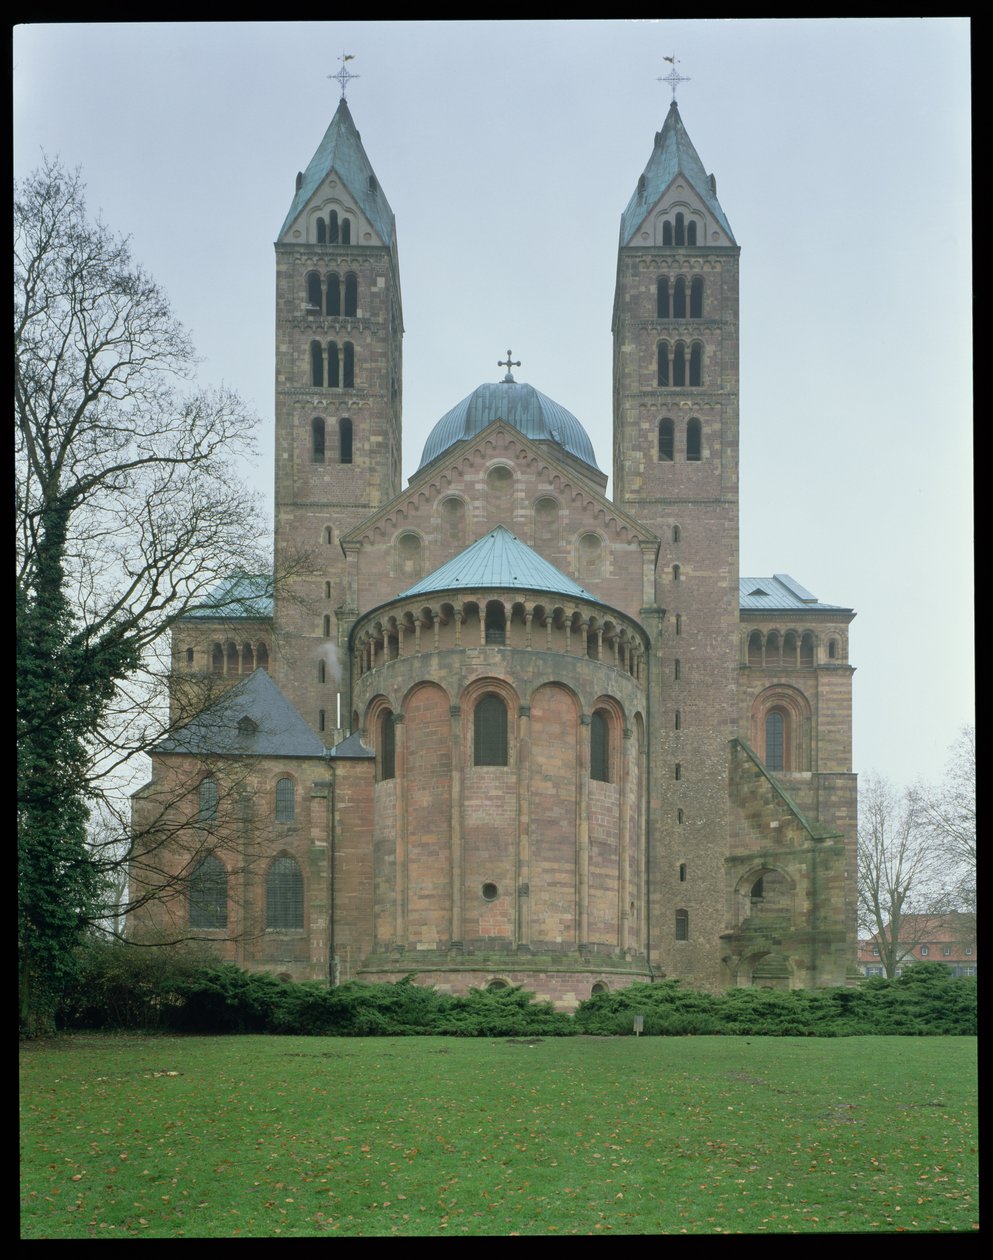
xmin=398 ymin=525 xmax=595 ymax=601
xmin=619 ymin=100 xmax=736 ymax=247
xmin=278 ymin=98 xmax=396 ymax=245
xmin=739 ymin=574 xmax=853 ymax=614
xmin=181 ymin=573 xmax=274 ymax=621
xmin=154 ymin=668 xmax=325 ymax=758
xmin=327 ymin=730 xmax=375 ymax=760
xmin=418 ymin=376 xmax=601 ymax=473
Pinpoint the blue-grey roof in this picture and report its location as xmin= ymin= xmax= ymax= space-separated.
xmin=154 ymin=668 xmax=325 ymax=758
xmin=619 ymin=100 xmax=735 ymax=247
xmin=417 ymin=375 xmax=601 ymax=473
xmin=399 ymin=525 xmax=595 ymax=601
xmin=739 ymin=574 xmax=853 ymax=614
xmin=181 ymin=572 xmax=273 ymax=621
xmin=278 ymin=98 xmax=395 ymax=246
xmin=328 ymin=730 xmax=375 ymax=760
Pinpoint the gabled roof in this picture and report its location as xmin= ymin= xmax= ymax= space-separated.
xmin=278 ymin=98 xmax=395 ymax=246
xmin=180 ymin=572 xmax=274 ymax=621
xmin=620 ymin=100 xmax=735 ymax=247
xmin=739 ymin=574 xmax=853 ymax=614
xmin=398 ymin=525 xmax=594 ymax=602
xmin=154 ymin=668 xmax=325 ymax=758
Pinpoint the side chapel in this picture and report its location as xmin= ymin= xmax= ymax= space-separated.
xmin=131 ymin=84 xmax=859 ymax=1005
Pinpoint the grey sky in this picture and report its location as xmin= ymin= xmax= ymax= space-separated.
xmin=14 ymin=18 xmax=973 ymax=788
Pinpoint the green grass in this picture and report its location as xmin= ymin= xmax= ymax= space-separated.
xmin=20 ymin=1034 xmax=977 ymax=1236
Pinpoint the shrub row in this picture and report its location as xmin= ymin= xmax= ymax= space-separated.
xmin=55 ymin=942 xmax=976 ymax=1037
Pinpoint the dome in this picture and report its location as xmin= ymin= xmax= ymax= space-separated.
xmin=417 ymin=375 xmax=601 ymax=472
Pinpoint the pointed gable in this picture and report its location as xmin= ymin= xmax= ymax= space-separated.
xmin=278 ymin=98 xmax=395 ymax=246
xmin=620 ymin=100 xmax=735 ymax=247
xmin=155 ymin=668 xmax=326 ymax=758
xmin=399 ymin=525 xmax=594 ymax=600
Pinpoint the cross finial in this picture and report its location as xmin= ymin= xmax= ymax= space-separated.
xmin=497 ymin=350 xmax=521 ymax=381
xmin=658 ymin=54 xmax=690 ymax=103
xmin=330 ymin=51 xmax=359 ymax=99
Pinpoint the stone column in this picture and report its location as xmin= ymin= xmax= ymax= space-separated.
xmin=449 ymin=704 xmax=463 ymax=947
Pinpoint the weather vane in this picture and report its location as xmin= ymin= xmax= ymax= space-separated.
xmin=498 ymin=350 xmax=521 ymax=380
xmin=658 ymin=54 xmax=690 ymax=103
xmin=330 ymin=52 xmax=359 ymax=100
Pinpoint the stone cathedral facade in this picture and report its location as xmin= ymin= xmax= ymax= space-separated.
xmin=131 ymin=94 xmax=859 ymax=1006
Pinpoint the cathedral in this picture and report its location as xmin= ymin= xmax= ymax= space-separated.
xmin=131 ymin=87 xmax=859 ymax=1006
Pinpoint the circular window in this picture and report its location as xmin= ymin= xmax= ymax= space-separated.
xmin=591 ymin=981 xmax=608 ymax=996
xmin=486 ymin=978 xmax=509 ymax=991
xmin=481 ymin=882 xmax=499 ymax=902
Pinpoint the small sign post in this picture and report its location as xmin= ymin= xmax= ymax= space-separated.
xmin=633 ymin=1014 xmax=644 ymax=1037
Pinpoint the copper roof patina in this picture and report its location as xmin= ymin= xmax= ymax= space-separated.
xmin=398 ymin=525 xmax=594 ymax=602
xmin=181 ymin=572 xmax=274 ymax=621
xmin=417 ymin=376 xmax=601 ymax=473
xmin=278 ymin=98 xmax=395 ymax=246
xmin=619 ymin=100 xmax=736 ymax=247
xmin=739 ymin=574 xmax=852 ymax=614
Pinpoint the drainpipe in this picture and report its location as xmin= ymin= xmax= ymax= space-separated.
xmin=328 ymin=753 xmax=337 ymax=987
xmin=644 ymin=626 xmax=654 ymax=979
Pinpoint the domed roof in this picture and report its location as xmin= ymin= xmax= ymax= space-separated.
xmin=417 ymin=375 xmax=601 ymax=473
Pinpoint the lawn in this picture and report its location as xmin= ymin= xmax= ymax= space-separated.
xmin=20 ymin=1034 xmax=977 ymax=1236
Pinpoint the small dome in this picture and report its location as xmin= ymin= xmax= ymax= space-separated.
xmin=417 ymin=376 xmax=601 ymax=472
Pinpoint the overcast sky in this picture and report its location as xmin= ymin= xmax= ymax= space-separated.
xmin=14 ymin=18 xmax=973 ymax=789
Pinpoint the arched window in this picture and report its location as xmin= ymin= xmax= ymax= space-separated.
xmin=396 ymin=532 xmax=423 ymax=578
xmin=672 ymin=524 xmax=680 ymax=542
xmin=662 ymin=220 xmax=673 ymax=247
xmin=310 ymin=340 xmax=324 ymax=387
xmin=679 ymin=862 xmax=687 ymax=882
xmin=323 ymin=614 xmax=331 ymax=638
xmin=674 ymin=709 xmax=681 ymax=730
xmin=474 ymin=694 xmax=508 ymax=766
xmin=675 ymin=909 xmax=689 ymax=941
xmin=344 ymin=273 xmax=358 ymax=317
xmin=800 ymin=633 xmax=815 ymax=667
xmin=185 ymin=647 xmax=195 ymax=668
xmin=318 ymin=660 xmax=326 ymax=684
xmin=340 ymin=218 xmax=351 ymax=245
xmin=328 ymin=210 xmax=339 ymax=244
xmin=766 ymin=631 xmax=781 ymax=665
xmin=326 ymin=273 xmax=341 ymax=317
xmin=324 ymin=526 xmax=334 ymax=545
xmin=658 ymin=418 xmax=674 ymax=461
xmin=672 ymin=564 xmax=681 ymax=581
xmin=211 ymin=643 xmax=224 ymax=675
xmin=657 ymin=277 xmax=670 ymax=318
xmin=783 ymin=631 xmax=798 ymax=667
xmin=673 ymin=342 xmax=686 ymax=387
xmin=198 ymin=778 xmax=218 ymax=822
xmin=533 ymin=497 xmax=557 ymax=550
xmin=266 ymin=857 xmax=304 ymax=929
xmin=189 ymin=855 xmax=227 ymax=929
xmin=316 ymin=217 xmax=326 ymax=244
xmin=591 ymin=710 xmax=610 ymax=782
xmin=380 ymin=711 xmax=395 ymax=781
xmin=343 ymin=342 xmax=355 ymax=389
xmin=828 ymin=638 xmax=838 ymax=660
xmin=275 ymin=778 xmax=295 ymax=822
xmin=256 ymin=643 xmax=269 ymax=671
xmin=311 ymin=417 xmax=326 ymax=463
xmin=578 ymin=533 xmax=604 ymax=580
xmin=765 ymin=711 xmax=785 ymax=772
xmin=689 ymin=341 xmax=703 ymax=387
xmin=747 ymin=631 xmax=763 ymax=667
xmin=657 ymin=342 xmax=670 ymax=387
xmin=687 ymin=220 xmax=698 ymax=246
xmin=690 ymin=276 xmax=703 ymax=317
xmin=686 ymin=418 xmax=702 ymax=462
xmin=328 ymin=341 xmax=340 ymax=388
xmin=226 ymin=641 xmax=238 ymax=674
xmin=674 ymin=212 xmax=685 ymax=246
xmin=241 ymin=642 xmax=254 ymax=673
xmin=673 ymin=276 xmax=687 ymax=318
xmin=485 ymin=601 xmax=506 ymax=645
xmin=339 ymin=417 xmax=353 ymax=464
xmin=306 ymin=271 xmax=322 ymax=309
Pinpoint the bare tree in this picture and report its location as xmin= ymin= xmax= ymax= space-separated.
xmin=16 ymin=157 xmax=276 ymax=1027
xmin=856 ymin=774 xmax=950 ymax=978
xmin=921 ymin=725 xmax=976 ymax=918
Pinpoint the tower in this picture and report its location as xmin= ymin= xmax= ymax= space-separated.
xmin=612 ymin=98 xmax=741 ymax=986
xmin=273 ymin=96 xmax=403 ymax=731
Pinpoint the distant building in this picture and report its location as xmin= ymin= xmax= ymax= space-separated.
xmin=130 ymin=91 xmax=859 ymax=1007
xmin=858 ymin=912 xmax=977 ymax=977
